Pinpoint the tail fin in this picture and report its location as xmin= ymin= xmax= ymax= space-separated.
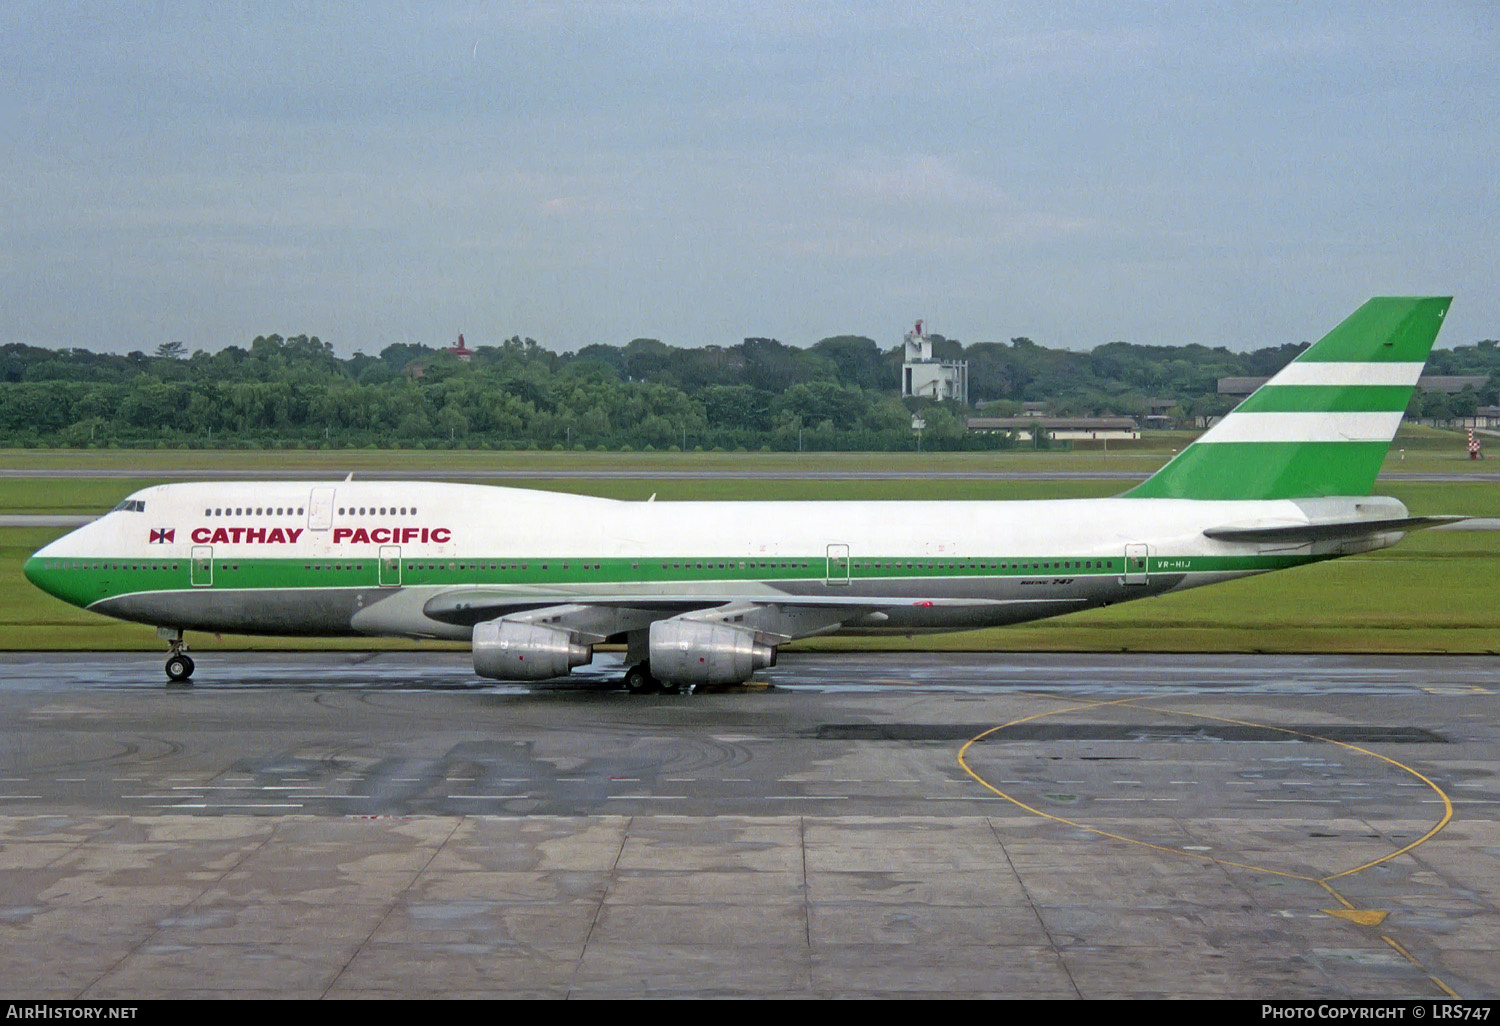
xmin=1124 ymin=297 xmax=1451 ymax=501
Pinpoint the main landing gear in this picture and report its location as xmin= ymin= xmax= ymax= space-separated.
xmin=159 ymin=627 xmax=194 ymax=683
xmin=622 ymin=662 xmax=681 ymax=695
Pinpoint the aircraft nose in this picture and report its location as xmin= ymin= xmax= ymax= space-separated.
xmin=23 ymin=553 xmax=59 ymax=599
xmin=25 ymin=534 xmax=85 ymax=605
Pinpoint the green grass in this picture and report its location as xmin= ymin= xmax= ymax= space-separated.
xmin=0 ymin=431 xmax=1493 ymax=482
xmin=4 ymin=472 xmax=1497 ymax=517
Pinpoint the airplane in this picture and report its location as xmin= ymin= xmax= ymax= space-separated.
xmin=24 ymin=297 xmax=1459 ymax=691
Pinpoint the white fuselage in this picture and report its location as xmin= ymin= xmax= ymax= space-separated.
xmin=26 ymin=481 xmax=1403 ymax=642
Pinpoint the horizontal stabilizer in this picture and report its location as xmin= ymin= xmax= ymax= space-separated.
xmin=1204 ymin=515 xmax=1466 ymax=544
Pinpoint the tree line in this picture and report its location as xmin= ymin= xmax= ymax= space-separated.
xmin=0 ymin=329 xmax=1495 ymax=451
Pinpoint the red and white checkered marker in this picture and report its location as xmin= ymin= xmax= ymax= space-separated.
xmin=1470 ymin=430 xmax=1482 ymax=459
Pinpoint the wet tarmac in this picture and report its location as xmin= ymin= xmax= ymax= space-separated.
xmin=2 ymin=650 xmax=1498 ymax=998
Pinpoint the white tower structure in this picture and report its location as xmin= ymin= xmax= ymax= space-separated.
xmin=900 ymin=319 xmax=968 ymax=404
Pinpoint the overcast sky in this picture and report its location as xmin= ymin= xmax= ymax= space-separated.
xmin=3 ymin=1 xmax=1496 ymax=356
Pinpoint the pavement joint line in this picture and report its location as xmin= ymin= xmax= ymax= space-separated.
xmin=76 ymin=812 xmax=281 ymax=1000
xmin=568 ymin=814 xmax=631 ymax=998
xmin=982 ymin=815 xmax=1084 ymax=999
xmin=321 ymin=814 xmax=462 ymax=999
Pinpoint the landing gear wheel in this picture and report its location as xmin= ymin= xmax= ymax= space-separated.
xmin=657 ymin=680 xmax=682 ymax=695
xmin=165 ymin=653 xmax=195 ymax=682
xmin=624 ymin=663 xmax=660 ymax=695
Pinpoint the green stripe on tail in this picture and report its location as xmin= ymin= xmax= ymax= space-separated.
xmin=1125 ymin=297 xmax=1451 ymax=501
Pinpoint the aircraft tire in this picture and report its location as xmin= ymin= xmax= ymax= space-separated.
xmin=624 ymin=664 xmax=660 ymax=695
xmin=165 ymin=654 xmax=195 ymax=682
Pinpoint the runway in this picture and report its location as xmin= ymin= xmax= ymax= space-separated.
xmin=2 ymin=651 xmax=1497 ymax=998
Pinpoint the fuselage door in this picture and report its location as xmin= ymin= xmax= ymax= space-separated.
xmin=1123 ymin=543 xmax=1149 ymax=585
xmin=191 ymin=546 xmax=213 ymax=587
xmin=308 ymin=487 xmax=336 ymax=531
xmin=826 ymin=543 xmax=851 ymax=586
xmin=379 ymin=545 xmax=402 ymax=587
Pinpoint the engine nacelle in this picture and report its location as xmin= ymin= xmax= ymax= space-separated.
xmin=472 ymin=619 xmax=592 ymax=680
xmin=649 ymin=620 xmax=776 ymax=685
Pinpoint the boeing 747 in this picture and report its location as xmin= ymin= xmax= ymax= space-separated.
xmin=24 ymin=297 xmax=1457 ymax=690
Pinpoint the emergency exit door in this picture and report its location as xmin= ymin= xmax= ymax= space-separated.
xmin=308 ymin=487 xmax=335 ymax=531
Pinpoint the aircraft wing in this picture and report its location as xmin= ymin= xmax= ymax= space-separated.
xmin=421 ymin=589 xmax=1031 ymax=641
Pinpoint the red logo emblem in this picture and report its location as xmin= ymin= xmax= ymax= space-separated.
xmin=149 ymin=529 xmax=174 ymax=544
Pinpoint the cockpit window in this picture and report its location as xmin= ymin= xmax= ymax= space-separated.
xmin=110 ymin=499 xmax=146 ymax=513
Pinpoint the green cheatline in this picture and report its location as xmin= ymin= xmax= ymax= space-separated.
xmin=1125 ymin=297 xmax=1451 ymax=502
xmin=24 ymin=551 xmax=1335 ymax=610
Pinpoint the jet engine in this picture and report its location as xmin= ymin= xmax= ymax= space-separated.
xmin=649 ymin=620 xmax=776 ymax=686
xmin=472 ymin=619 xmax=592 ymax=680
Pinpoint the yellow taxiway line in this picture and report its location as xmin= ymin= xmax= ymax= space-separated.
xmin=957 ymin=694 xmax=1458 ymax=997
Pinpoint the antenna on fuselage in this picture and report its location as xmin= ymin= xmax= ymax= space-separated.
xmin=345 ymin=472 xmax=354 ymax=482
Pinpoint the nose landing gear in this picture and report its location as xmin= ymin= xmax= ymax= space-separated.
xmin=159 ymin=627 xmax=194 ymax=683
xmin=166 ymin=652 xmax=195 ymax=682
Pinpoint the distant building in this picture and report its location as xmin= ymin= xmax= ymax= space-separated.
xmin=448 ymin=333 xmax=475 ymax=362
xmin=967 ymin=416 xmax=1140 ymax=441
xmin=1144 ymin=398 xmax=1180 ymax=429
xmin=1462 ymin=406 xmax=1500 ymax=429
xmin=1216 ymin=376 xmax=1269 ymax=396
xmin=1219 ymin=374 xmax=1486 ymax=396
xmin=1419 ymin=375 xmax=1490 ymax=394
xmin=901 ymin=320 xmax=968 ymax=404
